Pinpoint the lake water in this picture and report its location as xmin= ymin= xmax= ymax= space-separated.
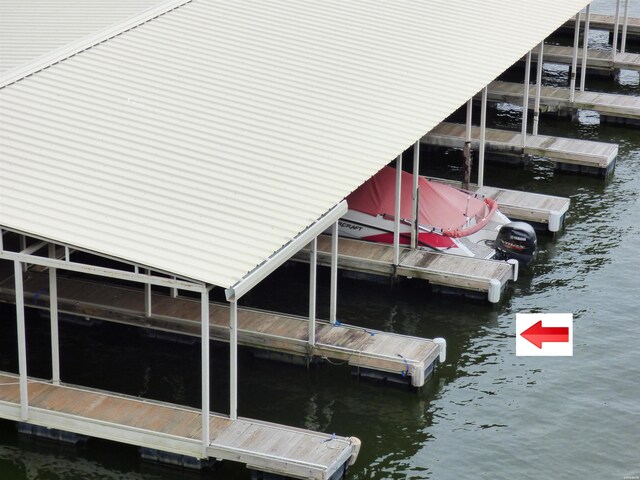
xmin=1 ymin=1 xmax=639 ymax=479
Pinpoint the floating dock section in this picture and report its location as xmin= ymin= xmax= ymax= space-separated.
xmin=0 ymin=272 xmax=442 ymax=388
xmin=294 ymin=236 xmax=516 ymax=304
xmin=560 ymin=14 xmax=640 ymax=42
xmin=528 ymin=45 xmax=640 ymax=73
xmin=487 ymin=80 xmax=640 ymax=126
xmin=0 ymin=373 xmax=358 ymax=480
xmin=423 ymin=122 xmax=618 ymax=176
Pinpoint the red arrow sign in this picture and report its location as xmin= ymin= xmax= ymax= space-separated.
xmin=521 ymin=320 xmax=569 ymax=349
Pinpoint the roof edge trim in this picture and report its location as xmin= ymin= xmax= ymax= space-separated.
xmin=226 ymin=200 xmax=348 ymax=301
xmin=0 ymin=0 xmax=192 ymax=89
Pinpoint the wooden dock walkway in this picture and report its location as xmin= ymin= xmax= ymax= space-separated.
xmin=561 ymin=14 xmax=640 ymax=41
xmin=486 ymin=80 xmax=640 ymax=126
xmin=0 ymin=372 xmax=358 ymax=479
xmin=294 ymin=236 xmax=516 ymax=304
xmin=425 ymin=176 xmax=570 ymax=233
xmin=0 ymin=272 xmax=442 ymax=388
xmin=422 ymin=122 xmax=618 ymax=176
xmin=530 ymin=44 xmax=640 ymax=72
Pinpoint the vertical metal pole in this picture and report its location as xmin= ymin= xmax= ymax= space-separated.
xmin=64 ymin=246 xmax=70 ymax=262
xmin=463 ymin=99 xmax=473 ymax=190
xmin=14 ymin=261 xmax=29 ymax=421
xmin=570 ymin=11 xmax=582 ymax=103
xmin=145 ymin=270 xmax=152 ymax=317
xmin=200 ymin=290 xmax=210 ymax=458
xmin=478 ymin=87 xmax=487 ymax=190
xmin=329 ymin=222 xmax=338 ymax=325
xmin=0 ymin=229 xmax=3 ymax=250
xmin=621 ymin=0 xmax=630 ymax=54
xmin=48 ymin=245 xmax=60 ymax=386
xmin=229 ymin=298 xmax=238 ymax=421
xmin=522 ymin=51 xmax=532 ymax=147
xmin=309 ymin=238 xmax=317 ymax=346
xmin=19 ymin=236 xmax=27 ymax=272
xmin=393 ymin=154 xmax=402 ymax=266
xmin=612 ymin=0 xmax=621 ymax=60
xmin=171 ymin=276 xmax=178 ymax=298
xmin=580 ymin=5 xmax=591 ymax=92
xmin=533 ymin=41 xmax=544 ymax=136
xmin=411 ymin=140 xmax=420 ymax=249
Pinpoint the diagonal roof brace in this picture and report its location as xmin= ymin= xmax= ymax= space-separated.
xmin=225 ymin=200 xmax=347 ymax=301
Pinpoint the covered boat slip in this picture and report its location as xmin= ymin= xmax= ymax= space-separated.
xmin=0 ymin=373 xmax=356 ymax=480
xmin=0 ymin=270 xmax=442 ymax=388
xmin=486 ymin=80 xmax=640 ymax=125
xmin=294 ymin=236 xmax=516 ymax=304
xmin=422 ymin=122 xmax=618 ymax=175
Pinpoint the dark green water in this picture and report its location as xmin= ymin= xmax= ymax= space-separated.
xmin=1 ymin=1 xmax=639 ymax=479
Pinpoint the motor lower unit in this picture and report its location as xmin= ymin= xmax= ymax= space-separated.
xmin=494 ymin=222 xmax=537 ymax=265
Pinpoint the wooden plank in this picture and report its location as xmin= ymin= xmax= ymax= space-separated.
xmin=529 ymin=45 xmax=640 ymax=71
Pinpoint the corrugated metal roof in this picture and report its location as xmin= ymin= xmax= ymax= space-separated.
xmin=0 ymin=0 xmax=589 ymax=289
xmin=0 ymin=0 xmax=165 ymax=75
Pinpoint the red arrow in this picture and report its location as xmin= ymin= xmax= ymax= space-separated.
xmin=521 ymin=320 xmax=569 ymax=349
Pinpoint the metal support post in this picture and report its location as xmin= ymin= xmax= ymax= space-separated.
xmin=48 ymin=245 xmax=60 ymax=385
xmin=144 ymin=270 xmax=152 ymax=317
xmin=522 ymin=51 xmax=532 ymax=147
xmin=621 ymin=0 xmax=630 ymax=53
xmin=171 ymin=276 xmax=178 ymax=298
xmin=533 ymin=41 xmax=544 ymax=136
xmin=463 ymin=99 xmax=473 ymax=190
xmin=580 ymin=5 xmax=591 ymax=92
xmin=329 ymin=222 xmax=338 ymax=325
xmin=19 ymin=236 xmax=27 ymax=272
xmin=14 ymin=261 xmax=29 ymax=420
xmin=309 ymin=238 xmax=317 ymax=346
xmin=411 ymin=140 xmax=420 ymax=249
xmin=201 ymin=290 xmax=210 ymax=458
xmin=612 ymin=0 xmax=621 ymax=60
xmin=229 ymin=298 xmax=238 ymax=421
xmin=393 ymin=154 xmax=402 ymax=265
xmin=478 ymin=87 xmax=487 ymax=190
xmin=570 ymin=11 xmax=581 ymax=103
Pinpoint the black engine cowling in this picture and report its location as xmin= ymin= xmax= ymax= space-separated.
xmin=494 ymin=222 xmax=537 ymax=265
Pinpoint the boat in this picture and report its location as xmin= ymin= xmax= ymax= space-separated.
xmin=339 ymin=166 xmax=536 ymax=265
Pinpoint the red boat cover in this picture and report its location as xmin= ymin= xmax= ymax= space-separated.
xmin=347 ymin=166 xmax=497 ymax=238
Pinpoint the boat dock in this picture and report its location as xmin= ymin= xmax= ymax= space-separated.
xmin=529 ymin=45 xmax=640 ymax=73
xmin=426 ymin=176 xmax=570 ymax=233
xmin=487 ymin=80 xmax=640 ymax=126
xmin=0 ymin=372 xmax=358 ymax=479
xmin=560 ymin=13 xmax=640 ymax=42
xmin=294 ymin=236 xmax=516 ymax=304
xmin=422 ymin=122 xmax=618 ymax=176
xmin=0 ymin=272 xmax=442 ymax=388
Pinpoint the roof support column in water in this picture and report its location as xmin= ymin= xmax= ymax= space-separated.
xmin=581 ymin=4 xmax=591 ymax=92
xmin=411 ymin=140 xmax=420 ymax=249
xmin=621 ymin=0 xmax=630 ymax=53
xmin=522 ymin=51 xmax=531 ymax=147
xmin=309 ymin=237 xmax=317 ymax=346
xmin=533 ymin=41 xmax=544 ymax=136
xmin=14 ymin=260 xmax=29 ymax=421
xmin=570 ymin=10 xmax=581 ymax=103
xmin=478 ymin=87 xmax=487 ymax=190
xmin=48 ymin=244 xmax=61 ymax=386
xmin=330 ymin=222 xmax=338 ymax=325
xmin=144 ymin=269 xmax=152 ymax=317
xmin=229 ymin=298 xmax=238 ymax=420
xmin=463 ymin=99 xmax=473 ymax=190
xmin=201 ymin=289 xmax=210 ymax=458
xmin=393 ymin=154 xmax=402 ymax=265
xmin=612 ymin=0 xmax=621 ymax=60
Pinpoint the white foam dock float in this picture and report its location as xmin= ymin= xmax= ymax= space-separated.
xmin=422 ymin=122 xmax=618 ymax=176
xmin=0 ymin=373 xmax=359 ymax=480
xmin=425 ymin=176 xmax=570 ymax=233
xmin=294 ymin=236 xmax=516 ymax=304
xmin=0 ymin=273 xmax=444 ymax=388
xmin=487 ymin=80 xmax=640 ymax=127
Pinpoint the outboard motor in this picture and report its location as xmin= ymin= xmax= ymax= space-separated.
xmin=494 ymin=222 xmax=537 ymax=266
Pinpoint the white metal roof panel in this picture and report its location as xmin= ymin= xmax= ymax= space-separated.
xmin=0 ymin=0 xmax=165 ymax=75
xmin=0 ymin=0 xmax=589 ymax=288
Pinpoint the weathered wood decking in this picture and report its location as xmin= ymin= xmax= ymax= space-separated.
xmin=0 ymin=373 xmax=357 ymax=479
xmin=0 ymin=272 xmax=441 ymax=387
xmin=487 ymin=80 xmax=640 ymax=125
xmin=426 ymin=176 xmax=570 ymax=233
xmin=561 ymin=13 xmax=640 ymax=41
xmin=530 ymin=44 xmax=640 ymax=72
xmin=422 ymin=122 xmax=618 ymax=175
xmin=294 ymin=236 xmax=515 ymax=303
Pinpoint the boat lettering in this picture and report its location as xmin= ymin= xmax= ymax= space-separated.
xmin=339 ymin=221 xmax=362 ymax=231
